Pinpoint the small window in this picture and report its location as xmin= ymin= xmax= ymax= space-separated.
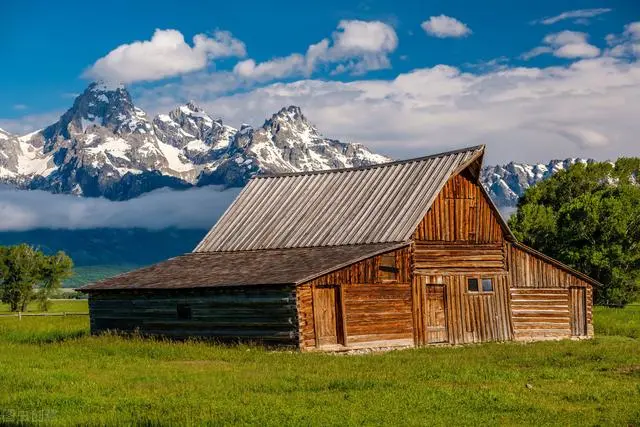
xmin=467 ymin=278 xmax=479 ymax=292
xmin=177 ymin=303 xmax=192 ymax=320
xmin=482 ymin=278 xmax=493 ymax=292
xmin=379 ymin=253 xmax=398 ymax=281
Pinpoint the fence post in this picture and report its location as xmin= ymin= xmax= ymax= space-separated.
xmin=18 ymin=311 xmax=22 ymax=321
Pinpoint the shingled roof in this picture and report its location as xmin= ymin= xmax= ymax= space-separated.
xmin=79 ymin=243 xmax=407 ymax=291
xmin=195 ymin=145 xmax=485 ymax=252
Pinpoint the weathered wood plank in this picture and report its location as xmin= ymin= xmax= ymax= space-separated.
xmin=89 ymin=286 xmax=299 ymax=346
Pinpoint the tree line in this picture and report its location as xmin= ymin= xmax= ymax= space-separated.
xmin=0 ymin=244 xmax=73 ymax=312
xmin=509 ymin=158 xmax=640 ymax=306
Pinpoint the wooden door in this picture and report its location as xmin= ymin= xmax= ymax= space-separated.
xmin=569 ymin=287 xmax=587 ymax=337
xmin=424 ymin=285 xmax=448 ymax=343
xmin=313 ymin=286 xmax=343 ymax=347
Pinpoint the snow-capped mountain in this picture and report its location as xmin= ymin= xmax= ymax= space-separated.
xmin=1 ymin=81 xmax=598 ymax=206
xmin=480 ymin=158 xmax=595 ymax=207
xmin=0 ymin=83 xmax=389 ymax=199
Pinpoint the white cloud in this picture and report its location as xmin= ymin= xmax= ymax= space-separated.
xmin=330 ymin=20 xmax=399 ymax=56
xmin=522 ymin=31 xmax=600 ymax=60
xmin=534 ymin=8 xmax=612 ymax=25
xmin=520 ymin=46 xmax=553 ymax=60
xmin=7 ymin=22 xmax=640 ymax=173
xmin=606 ymin=21 xmax=640 ymax=58
xmin=0 ymin=185 xmax=241 ymax=231
xmin=233 ymin=55 xmax=305 ymax=81
xmin=421 ymin=15 xmax=472 ymax=38
xmin=0 ymin=110 xmax=63 ymax=135
xmin=188 ymin=56 xmax=640 ymax=165
xmin=12 ymin=104 xmax=27 ymax=111
xmin=84 ymin=29 xmax=246 ymax=84
xmin=232 ymin=20 xmax=398 ymax=82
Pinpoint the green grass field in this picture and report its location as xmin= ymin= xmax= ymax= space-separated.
xmin=0 ymin=301 xmax=638 ymax=426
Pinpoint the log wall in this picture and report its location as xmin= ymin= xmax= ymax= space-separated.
xmin=88 ymin=286 xmax=298 ymax=346
xmin=297 ymin=246 xmax=412 ymax=350
xmin=343 ymin=283 xmax=413 ymax=345
xmin=508 ymin=243 xmax=594 ymax=339
xmin=510 ymin=288 xmax=571 ymax=340
xmin=414 ymin=242 xmax=506 ymax=274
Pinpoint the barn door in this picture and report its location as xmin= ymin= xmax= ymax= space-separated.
xmin=569 ymin=287 xmax=587 ymax=337
xmin=313 ymin=285 xmax=344 ymax=347
xmin=424 ymin=284 xmax=448 ymax=343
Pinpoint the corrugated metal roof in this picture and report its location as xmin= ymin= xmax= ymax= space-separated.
xmin=79 ymin=242 xmax=408 ymax=291
xmin=195 ymin=145 xmax=484 ymax=252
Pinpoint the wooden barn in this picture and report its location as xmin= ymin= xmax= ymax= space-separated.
xmin=80 ymin=145 xmax=599 ymax=351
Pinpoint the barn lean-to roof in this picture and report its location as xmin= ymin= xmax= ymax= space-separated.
xmin=79 ymin=242 xmax=407 ymax=291
xmin=194 ymin=145 xmax=485 ymax=252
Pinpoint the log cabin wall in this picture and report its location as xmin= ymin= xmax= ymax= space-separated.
xmin=297 ymin=246 xmax=413 ymax=351
xmin=411 ymin=171 xmax=514 ymax=345
xmin=507 ymin=244 xmax=594 ymax=340
xmin=88 ymin=286 xmax=298 ymax=346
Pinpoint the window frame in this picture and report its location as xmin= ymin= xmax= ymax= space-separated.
xmin=467 ymin=276 xmax=494 ymax=294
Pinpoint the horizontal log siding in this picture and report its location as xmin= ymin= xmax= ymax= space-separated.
xmin=413 ymin=172 xmax=504 ymax=243
xmin=510 ymin=289 xmax=571 ymax=341
xmin=88 ymin=286 xmax=298 ymax=346
xmin=297 ymin=247 xmax=412 ymax=350
xmin=343 ymin=283 xmax=413 ymax=344
xmin=414 ymin=242 xmax=506 ymax=274
xmin=507 ymin=244 xmax=594 ymax=339
xmin=413 ymin=275 xmax=513 ymax=345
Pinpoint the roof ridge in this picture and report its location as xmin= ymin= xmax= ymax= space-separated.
xmin=194 ymin=241 xmax=409 ymax=254
xmin=253 ymin=144 xmax=485 ymax=179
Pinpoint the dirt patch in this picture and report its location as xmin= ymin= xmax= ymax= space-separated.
xmin=615 ymin=365 xmax=640 ymax=376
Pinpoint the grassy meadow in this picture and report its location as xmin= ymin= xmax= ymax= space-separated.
xmin=0 ymin=301 xmax=638 ymax=426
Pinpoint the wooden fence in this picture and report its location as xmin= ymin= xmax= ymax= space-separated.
xmin=0 ymin=312 xmax=88 ymax=319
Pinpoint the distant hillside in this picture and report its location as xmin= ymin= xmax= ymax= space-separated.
xmin=0 ymin=228 xmax=206 ymax=287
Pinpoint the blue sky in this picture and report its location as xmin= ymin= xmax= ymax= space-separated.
xmin=1 ymin=0 xmax=639 ymax=163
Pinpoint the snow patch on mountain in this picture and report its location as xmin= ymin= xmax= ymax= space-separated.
xmin=480 ymin=158 xmax=594 ymax=207
xmin=0 ymin=83 xmax=389 ymax=200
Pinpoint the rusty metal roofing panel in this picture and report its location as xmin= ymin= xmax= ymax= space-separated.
xmin=194 ymin=145 xmax=484 ymax=252
xmin=79 ymin=242 xmax=409 ymax=291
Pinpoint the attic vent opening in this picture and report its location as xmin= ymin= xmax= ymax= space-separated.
xmin=177 ymin=303 xmax=192 ymax=320
xmin=379 ymin=253 xmax=398 ymax=281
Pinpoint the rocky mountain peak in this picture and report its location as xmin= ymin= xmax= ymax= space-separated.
xmin=38 ymin=82 xmax=151 ymax=152
xmin=184 ymin=100 xmax=205 ymax=112
xmin=0 ymin=128 xmax=13 ymax=141
xmin=267 ymin=105 xmax=306 ymax=125
xmin=73 ymin=82 xmax=137 ymax=127
xmin=481 ymin=158 xmax=595 ymax=208
xmin=1 ymin=83 xmax=388 ymax=199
